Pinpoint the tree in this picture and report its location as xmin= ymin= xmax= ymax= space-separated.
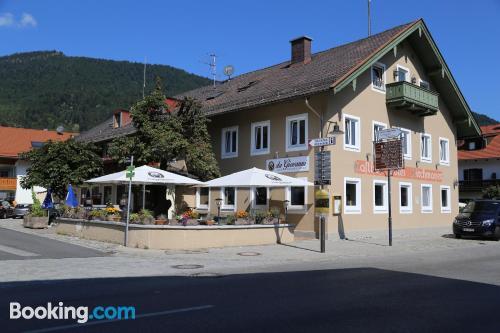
xmin=482 ymin=185 xmax=500 ymax=199
xmin=20 ymin=139 xmax=103 ymax=199
xmin=108 ymin=81 xmax=220 ymax=180
xmin=177 ymin=98 xmax=220 ymax=180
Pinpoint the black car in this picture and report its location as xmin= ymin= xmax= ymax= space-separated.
xmin=453 ymin=200 xmax=500 ymax=240
xmin=0 ymin=200 xmax=14 ymax=219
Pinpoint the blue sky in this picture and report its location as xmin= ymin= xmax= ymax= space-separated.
xmin=1 ymin=0 xmax=499 ymax=120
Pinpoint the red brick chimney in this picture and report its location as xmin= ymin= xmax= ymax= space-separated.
xmin=290 ymin=36 xmax=312 ymax=64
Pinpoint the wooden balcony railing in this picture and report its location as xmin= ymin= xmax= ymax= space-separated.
xmin=459 ymin=179 xmax=500 ymax=191
xmin=0 ymin=177 xmax=17 ymax=190
xmin=386 ymin=81 xmax=439 ymax=117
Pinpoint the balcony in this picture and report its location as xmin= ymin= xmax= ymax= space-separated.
xmin=386 ymin=81 xmax=439 ymax=117
xmin=459 ymin=179 xmax=500 ymax=192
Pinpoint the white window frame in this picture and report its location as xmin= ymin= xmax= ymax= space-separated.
xmin=196 ymin=187 xmax=210 ymax=210
xmin=372 ymin=121 xmax=387 ymax=142
xmin=286 ymin=177 xmax=308 ymax=213
xmin=396 ymin=64 xmax=410 ymax=82
xmin=419 ymin=79 xmax=430 ymax=90
xmin=400 ymin=128 xmax=412 ymax=160
xmin=371 ymin=62 xmax=386 ymax=93
xmin=285 ymin=113 xmax=308 ymax=152
xmin=440 ymin=185 xmax=451 ymax=213
xmin=439 ymin=137 xmax=450 ymax=166
xmin=399 ymin=182 xmax=413 ymax=214
xmin=420 ymin=133 xmax=432 ymax=163
xmin=343 ymin=114 xmax=361 ymax=152
xmin=251 ymin=186 xmax=269 ymax=209
xmin=421 ymin=184 xmax=433 ymax=213
xmin=221 ymin=126 xmax=238 ymax=159
xmin=220 ymin=187 xmax=237 ymax=211
xmin=250 ymin=120 xmax=271 ymax=156
xmin=373 ymin=179 xmax=388 ymax=214
xmin=344 ymin=177 xmax=361 ymax=214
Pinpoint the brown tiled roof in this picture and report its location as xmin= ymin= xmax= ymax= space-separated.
xmin=458 ymin=124 xmax=500 ymax=160
xmin=0 ymin=126 xmax=74 ymax=158
xmin=177 ymin=21 xmax=417 ymax=115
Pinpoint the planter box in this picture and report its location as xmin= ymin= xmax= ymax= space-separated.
xmin=263 ymin=218 xmax=280 ymax=225
xmin=23 ymin=215 xmax=49 ymax=229
xmin=236 ymin=218 xmax=254 ymax=225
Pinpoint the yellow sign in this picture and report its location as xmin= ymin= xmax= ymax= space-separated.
xmin=315 ymin=189 xmax=330 ymax=215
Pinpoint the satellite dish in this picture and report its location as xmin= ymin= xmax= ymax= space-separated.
xmin=223 ymin=65 xmax=234 ymax=80
xmin=56 ymin=125 xmax=64 ymax=135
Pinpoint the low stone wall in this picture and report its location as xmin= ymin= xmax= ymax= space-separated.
xmin=56 ymin=218 xmax=295 ymax=250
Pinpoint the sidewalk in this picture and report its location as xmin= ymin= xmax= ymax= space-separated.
xmin=1 ymin=219 xmax=499 ymax=284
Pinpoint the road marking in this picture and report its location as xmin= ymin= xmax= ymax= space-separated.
xmin=25 ymin=304 xmax=214 ymax=333
xmin=0 ymin=244 xmax=39 ymax=257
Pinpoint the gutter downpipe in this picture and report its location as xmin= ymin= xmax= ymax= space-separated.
xmin=305 ymin=97 xmax=326 ymax=253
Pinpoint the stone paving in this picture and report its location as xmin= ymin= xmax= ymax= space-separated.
xmin=1 ymin=219 xmax=499 ymax=285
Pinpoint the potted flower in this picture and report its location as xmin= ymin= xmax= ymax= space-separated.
xmin=23 ymin=192 xmax=49 ymax=229
xmin=104 ymin=207 xmax=121 ymax=221
xmin=130 ymin=213 xmax=141 ymax=224
xmin=182 ymin=209 xmax=199 ymax=225
xmin=235 ymin=210 xmax=252 ymax=225
xmin=265 ymin=206 xmax=281 ymax=224
xmin=155 ymin=214 xmax=168 ymax=225
xmin=251 ymin=209 xmax=268 ymax=225
xmin=139 ymin=209 xmax=155 ymax=224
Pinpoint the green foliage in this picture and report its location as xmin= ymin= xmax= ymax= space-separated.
xmin=177 ymin=98 xmax=220 ymax=180
xmin=30 ymin=191 xmax=46 ymax=217
xmin=20 ymin=139 xmax=103 ymax=199
xmin=0 ymin=51 xmax=211 ymax=131
xmin=482 ymin=185 xmax=500 ymax=199
xmin=251 ymin=209 xmax=268 ymax=224
xmin=108 ymin=84 xmax=220 ymax=180
xmin=225 ymin=214 xmax=236 ymax=225
xmin=269 ymin=206 xmax=281 ymax=218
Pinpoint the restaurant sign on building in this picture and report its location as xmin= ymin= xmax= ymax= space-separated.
xmin=266 ymin=156 xmax=309 ymax=173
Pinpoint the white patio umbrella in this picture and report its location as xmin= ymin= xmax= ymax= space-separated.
xmin=201 ymin=167 xmax=313 ymax=187
xmin=87 ymin=165 xmax=202 ymax=186
xmin=86 ymin=165 xmax=202 ymax=209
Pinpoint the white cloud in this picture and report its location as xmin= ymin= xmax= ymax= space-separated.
xmin=20 ymin=13 xmax=37 ymax=27
xmin=0 ymin=13 xmax=14 ymax=27
xmin=0 ymin=12 xmax=37 ymax=28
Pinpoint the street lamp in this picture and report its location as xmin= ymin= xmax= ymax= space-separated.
xmin=215 ymin=198 xmax=222 ymax=223
xmin=283 ymin=200 xmax=290 ymax=224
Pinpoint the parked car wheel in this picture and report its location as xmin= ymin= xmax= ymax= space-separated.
xmin=1 ymin=212 xmax=6 ymax=219
xmin=454 ymin=234 xmax=462 ymax=239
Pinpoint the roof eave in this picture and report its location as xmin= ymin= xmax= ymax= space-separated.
xmin=330 ymin=19 xmax=481 ymax=139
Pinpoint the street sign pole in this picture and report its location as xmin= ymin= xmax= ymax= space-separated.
xmin=124 ymin=156 xmax=134 ymax=247
xmin=319 ymin=115 xmax=326 ymax=254
xmin=388 ymin=169 xmax=392 ymax=246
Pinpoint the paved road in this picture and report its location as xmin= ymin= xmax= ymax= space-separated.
xmin=1 ymin=267 xmax=499 ymax=333
xmin=0 ymin=227 xmax=106 ymax=260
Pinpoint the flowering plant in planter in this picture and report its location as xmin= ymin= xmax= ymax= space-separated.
xmin=235 ymin=210 xmax=253 ymax=225
xmin=264 ymin=206 xmax=281 ymax=224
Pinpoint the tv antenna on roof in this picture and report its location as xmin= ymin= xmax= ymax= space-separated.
xmin=143 ymin=56 xmax=147 ymax=98
xmin=204 ymin=53 xmax=217 ymax=88
xmin=223 ymin=65 xmax=234 ymax=81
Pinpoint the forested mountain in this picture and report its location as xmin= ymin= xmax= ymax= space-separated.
xmin=472 ymin=112 xmax=498 ymax=126
xmin=0 ymin=51 xmax=496 ymax=131
xmin=0 ymin=51 xmax=211 ymax=131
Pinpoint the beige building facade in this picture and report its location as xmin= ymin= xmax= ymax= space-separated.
xmin=182 ymin=19 xmax=480 ymax=238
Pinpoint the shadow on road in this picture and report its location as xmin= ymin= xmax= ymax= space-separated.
xmin=1 ymin=268 xmax=499 ymax=333
xmin=345 ymin=238 xmax=390 ymax=247
xmin=278 ymin=242 xmax=322 ymax=253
